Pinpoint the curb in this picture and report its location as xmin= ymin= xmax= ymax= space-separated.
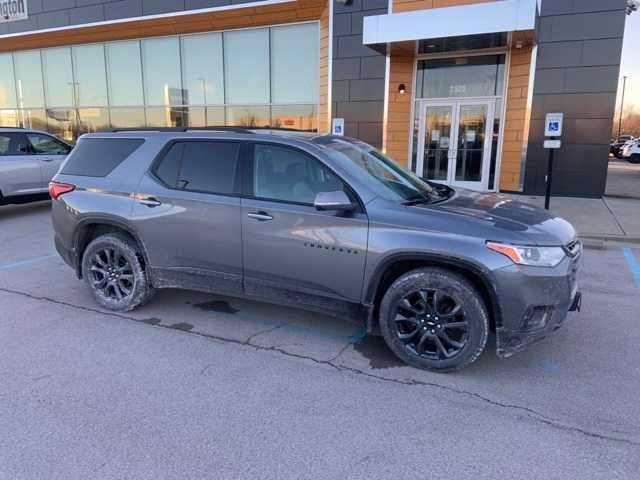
xmin=580 ymin=235 xmax=640 ymax=248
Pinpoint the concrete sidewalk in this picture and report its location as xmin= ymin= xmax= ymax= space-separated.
xmin=507 ymin=194 xmax=640 ymax=244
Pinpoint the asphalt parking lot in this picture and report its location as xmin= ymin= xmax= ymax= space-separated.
xmin=1 ymin=201 xmax=640 ymax=479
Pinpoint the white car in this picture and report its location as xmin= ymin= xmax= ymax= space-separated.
xmin=620 ymin=138 xmax=640 ymax=164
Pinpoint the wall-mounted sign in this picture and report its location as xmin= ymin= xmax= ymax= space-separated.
xmin=544 ymin=112 xmax=563 ymax=137
xmin=0 ymin=0 xmax=28 ymax=23
xmin=332 ymin=118 xmax=345 ymax=136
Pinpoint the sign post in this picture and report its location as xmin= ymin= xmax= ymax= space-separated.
xmin=543 ymin=113 xmax=563 ymax=210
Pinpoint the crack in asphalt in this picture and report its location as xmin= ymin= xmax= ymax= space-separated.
xmin=2 ymin=285 xmax=639 ymax=448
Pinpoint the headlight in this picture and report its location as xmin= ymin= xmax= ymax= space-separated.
xmin=486 ymin=242 xmax=566 ymax=267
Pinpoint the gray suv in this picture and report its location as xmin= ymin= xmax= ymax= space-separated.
xmin=0 ymin=128 xmax=72 ymax=205
xmin=51 ymin=128 xmax=582 ymax=371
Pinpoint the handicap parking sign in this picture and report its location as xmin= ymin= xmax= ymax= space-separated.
xmin=545 ymin=113 xmax=563 ymax=137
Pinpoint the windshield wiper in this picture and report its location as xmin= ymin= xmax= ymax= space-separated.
xmin=402 ymin=196 xmax=433 ymax=206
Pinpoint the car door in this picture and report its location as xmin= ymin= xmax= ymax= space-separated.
xmin=131 ymin=139 xmax=243 ymax=296
xmin=241 ymin=142 xmax=369 ymax=315
xmin=25 ymin=132 xmax=72 ymax=187
xmin=0 ymin=132 xmax=43 ymax=198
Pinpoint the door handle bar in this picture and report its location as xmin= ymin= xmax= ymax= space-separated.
xmin=247 ymin=212 xmax=273 ymax=221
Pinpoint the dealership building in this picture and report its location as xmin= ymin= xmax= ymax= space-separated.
xmin=0 ymin=0 xmax=627 ymax=196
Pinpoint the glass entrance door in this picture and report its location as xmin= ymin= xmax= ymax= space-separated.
xmin=417 ymin=99 xmax=495 ymax=191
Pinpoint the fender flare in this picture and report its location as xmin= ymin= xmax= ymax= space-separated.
xmin=363 ymin=252 xmax=504 ymax=332
xmin=72 ymin=215 xmax=151 ymax=278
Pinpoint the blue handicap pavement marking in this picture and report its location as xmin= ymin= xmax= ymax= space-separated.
xmin=0 ymin=254 xmax=57 ymax=271
xmin=622 ymin=248 xmax=640 ymax=287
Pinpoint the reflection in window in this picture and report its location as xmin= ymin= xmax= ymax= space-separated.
xmin=13 ymin=51 xmax=45 ymax=108
xmin=18 ymin=109 xmax=47 ymax=130
xmin=224 ymin=28 xmax=270 ymax=104
xmin=46 ymin=108 xmax=77 ymax=143
xmin=271 ymin=105 xmax=317 ymax=131
xmin=0 ymin=109 xmax=18 ymax=127
xmin=186 ymin=106 xmax=226 ymax=127
xmin=109 ymin=107 xmax=145 ymax=128
xmin=146 ymin=106 xmax=188 ymax=127
xmin=181 ymin=33 xmax=224 ymax=106
xmin=78 ymin=108 xmax=110 ymax=136
xmin=226 ymin=106 xmax=270 ymax=127
xmin=418 ymin=33 xmax=507 ymax=55
xmin=42 ymin=48 xmax=74 ymax=107
xmin=106 ymin=41 xmax=144 ymax=106
xmin=270 ymin=24 xmax=319 ymax=104
xmin=72 ymin=45 xmax=108 ymax=107
xmin=142 ymin=37 xmax=183 ymax=106
xmin=0 ymin=54 xmax=17 ymax=109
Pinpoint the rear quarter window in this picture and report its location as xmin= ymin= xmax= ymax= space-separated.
xmin=60 ymin=138 xmax=144 ymax=177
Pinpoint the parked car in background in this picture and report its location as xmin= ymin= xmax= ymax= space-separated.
xmin=0 ymin=128 xmax=72 ymax=206
xmin=611 ymin=135 xmax=634 ymax=158
xmin=621 ymin=138 xmax=640 ymax=164
xmin=50 ymin=128 xmax=582 ymax=372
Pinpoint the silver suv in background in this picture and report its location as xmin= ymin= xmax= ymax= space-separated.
xmin=50 ymin=128 xmax=582 ymax=372
xmin=0 ymin=128 xmax=72 ymax=205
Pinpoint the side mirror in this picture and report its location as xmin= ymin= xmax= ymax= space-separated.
xmin=314 ymin=190 xmax=355 ymax=212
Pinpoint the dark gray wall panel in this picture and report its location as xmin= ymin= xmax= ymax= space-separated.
xmin=331 ymin=0 xmax=387 ymax=148
xmin=524 ymin=0 xmax=626 ymax=197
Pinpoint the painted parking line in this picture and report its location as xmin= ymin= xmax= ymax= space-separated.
xmin=0 ymin=254 xmax=57 ymax=271
xmin=622 ymin=248 xmax=640 ymax=287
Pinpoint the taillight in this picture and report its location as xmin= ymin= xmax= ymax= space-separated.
xmin=49 ymin=182 xmax=75 ymax=200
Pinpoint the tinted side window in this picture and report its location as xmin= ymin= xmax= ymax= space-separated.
xmin=175 ymin=141 xmax=239 ymax=194
xmin=153 ymin=142 xmax=183 ymax=188
xmin=252 ymin=144 xmax=344 ymax=204
xmin=61 ymin=138 xmax=144 ymax=177
xmin=0 ymin=133 xmax=30 ymax=156
xmin=26 ymin=133 xmax=71 ymax=155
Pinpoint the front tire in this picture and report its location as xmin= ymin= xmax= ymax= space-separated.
xmin=82 ymin=233 xmax=154 ymax=312
xmin=379 ymin=268 xmax=489 ymax=372
xmin=629 ymin=154 xmax=640 ymax=164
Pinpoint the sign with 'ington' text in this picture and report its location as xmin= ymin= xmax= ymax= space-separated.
xmin=0 ymin=0 xmax=28 ymax=23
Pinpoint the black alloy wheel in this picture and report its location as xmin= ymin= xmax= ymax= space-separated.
xmin=89 ymin=247 xmax=135 ymax=301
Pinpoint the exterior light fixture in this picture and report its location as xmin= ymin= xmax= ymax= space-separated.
xmin=398 ymin=84 xmax=406 ymax=94
xmin=515 ymin=40 xmax=524 ymax=49
xmin=335 ymin=0 xmax=353 ymax=5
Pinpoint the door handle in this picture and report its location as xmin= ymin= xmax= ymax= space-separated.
xmin=139 ymin=197 xmax=162 ymax=208
xmin=247 ymin=211 xmax=273 ymax=221
xmin=40 ymin=157 xmax=56 ymax=162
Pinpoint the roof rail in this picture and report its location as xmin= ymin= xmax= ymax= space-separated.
xmin=103 ymin=126 xmax=318 ymax=134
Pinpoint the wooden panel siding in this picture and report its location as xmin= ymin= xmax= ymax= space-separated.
xmin=393 ymin=0 xmax=502 ymax=13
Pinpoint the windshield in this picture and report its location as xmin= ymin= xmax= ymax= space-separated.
xmin=315 ymin=137 xmax=438 ymax=203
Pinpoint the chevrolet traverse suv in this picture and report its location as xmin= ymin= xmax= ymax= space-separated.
xmin=51 ymin=128 xmax=582 ymax=371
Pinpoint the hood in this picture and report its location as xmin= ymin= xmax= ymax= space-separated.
xmin=420 ymin=189 xmax=576 ymax=246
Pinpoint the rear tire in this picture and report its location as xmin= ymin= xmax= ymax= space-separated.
xmin=82 ymin=233 xmax=155 ymax=312
xmin=379 ymin=268 xmax=489 ymax=372
xmin=629 ymin=154 xmax=640 ymax=164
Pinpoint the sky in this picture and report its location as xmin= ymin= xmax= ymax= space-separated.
xmin=616 ymin=10 xmax=640 ymax=117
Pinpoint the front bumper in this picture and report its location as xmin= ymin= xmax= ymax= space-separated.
xmin=493 ymin=247 xmax=581 ymax=358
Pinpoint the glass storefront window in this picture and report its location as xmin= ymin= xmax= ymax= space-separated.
xmin=418 ymin=33 xmax=507 ymax=55
xmin=142 ymin=37 xmax=183 ymax=106
xmin=181 ymin=33 xmax=224 ymax=106
xmin=106 ymin=41 xmax=144 ymax=107
xmin=271 ymin=105 xmax=317 ymax=131
xmin=224 ymin=28 xmax=270 ymax=104
xmin=18 ymin=109 xmax=47 ymax=130
xmin=13 ymin=51 xmax=45 ymax=108
xmin=77 ymin=108 xmax=110 ymax=135
xmin=226 ymin=106 xmax=270 ymax=127
xmin=42 ymin=48 xmax=74 ymax=108
xmin=0 ymin=23 xmax=320 ymax=137
xmin=0 ymin=54 xmax=17 ymax=109
xmin=72 ymin=45 xmax=108 ymax=107
xmin=270 ymin=24 xmax=319 ymax=104
xmin=416 ymin=55 xmax=506 ymax=99
xmin=109 ymin=107 xmax=146 ymax=128
xmin=186 ymin=106 xmax=226 ymax=127
xmin=146 ymin=106 xmax=188 ymax=127
xmin=0 ymin=109 xmax=18 ymax=127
